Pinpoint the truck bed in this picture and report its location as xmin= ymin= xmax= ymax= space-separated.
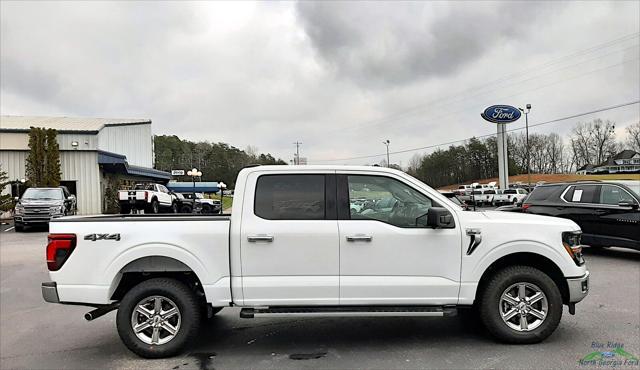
xmin=48 ymin=214 xmax=232 ymax=306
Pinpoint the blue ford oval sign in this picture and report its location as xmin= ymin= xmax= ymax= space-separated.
xmin=481 ymin=105 xmax=521 ymax=124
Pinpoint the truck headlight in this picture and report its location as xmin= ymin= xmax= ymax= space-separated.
xmin=15 ymin=204 xmax=24 ymax=215
xmin=50 ymin=206 xmax=64 ymax=214
xmin=562 ymin=231 xmax=584 ymax=266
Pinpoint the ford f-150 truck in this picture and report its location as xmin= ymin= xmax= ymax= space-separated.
xmin=42 ymin=166 xmax=589 ymax=358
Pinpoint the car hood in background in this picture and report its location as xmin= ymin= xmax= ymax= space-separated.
xmin=481 ymin=210 xmax=578 ymax=229
xmin=19 ymin=199 xmax=63 ymax=207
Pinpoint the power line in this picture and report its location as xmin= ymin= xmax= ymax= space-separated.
xmin=372 ymin=54 xmax=640 ymax=136
xmin=321 ymin=32 xmax=640 ymax=135
xmin=313 ymin=100 xmax=640 ymax=162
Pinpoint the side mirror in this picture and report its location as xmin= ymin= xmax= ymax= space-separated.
xmin=417 ymin=207 xmax=455 ymax=228
xmin=618 ymin=201 xmax=639 ymax=209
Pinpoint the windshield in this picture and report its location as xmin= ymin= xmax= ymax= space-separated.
xmin=22 ymin=188 xmax=63 ymax=200
xmin=472 ymin=190 xmax=483 ymax=195
xmin=504 ymin=189 xmax=517 ymax=194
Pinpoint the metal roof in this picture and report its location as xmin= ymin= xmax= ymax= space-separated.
xmin=98 ymin=150 xmax=171 ymax=181
xmin=0 ymin=115 xmax=151 ymax=133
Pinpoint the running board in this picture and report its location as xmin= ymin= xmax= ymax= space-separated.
xmin=240 ymin=306 xmax=457 ymax=319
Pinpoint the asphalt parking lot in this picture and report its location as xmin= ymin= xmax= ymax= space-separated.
xmin=1 ymin=223 xmax=639 ymax=369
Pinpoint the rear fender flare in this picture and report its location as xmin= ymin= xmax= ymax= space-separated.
xmin=104 ymin=243 xmax=211 ymax=300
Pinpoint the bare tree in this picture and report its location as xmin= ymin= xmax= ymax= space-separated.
xmin=591 ymin=119 xmax=617 ymax=164
xmin=570 ymin=122 xmax=594 ymax=167
xmin=407 ymin=153 xmax=423 ymax=176
xmin=625 ymin=122 xmax=640 ymax=152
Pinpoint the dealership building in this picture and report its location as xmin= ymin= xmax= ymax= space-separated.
xmin=0 ymin=116 xmax=171 ymax=214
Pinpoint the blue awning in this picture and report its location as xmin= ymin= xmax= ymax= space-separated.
xmin=166 ymin=182 xmax=220 ymax=193
xmin=99 ymin=150 xmax=172 ymax=181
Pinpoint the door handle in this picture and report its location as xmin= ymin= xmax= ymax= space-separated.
xmin=247 ymin=235 xmax=274 ymax=243
xmin=346 ymin=235 xmax=373 ymax=242
xmin=594 ymin=209 xmax=607 ymax=215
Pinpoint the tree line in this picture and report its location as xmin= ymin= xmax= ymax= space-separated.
xmin=407 ymin=120 xmax=640 ymax=188
xmin=154 ymin=135 xmax=287 ymax=188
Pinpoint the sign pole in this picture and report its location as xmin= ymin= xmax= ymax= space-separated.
xmin=496 ymin=123 xmax=509 ymax=190
xmin=481 ymin=105 xmax=521 ymax=191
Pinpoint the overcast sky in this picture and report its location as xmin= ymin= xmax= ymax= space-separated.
xmin=1 ymin=1 xmax=639 ymax=166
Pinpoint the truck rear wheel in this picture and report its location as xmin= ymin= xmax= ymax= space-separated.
xmin=478 ymin=265 xmax=562 ymax=344
xmin=116 ymin=278 xmax=201 ymax=358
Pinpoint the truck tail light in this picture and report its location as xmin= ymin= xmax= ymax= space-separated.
xmin=144 ymin=191 xmax=148 ymax=201
xmin=47 ymin=234 xmax=77 ymax=271
xmin=522 ymin=203 xmax=531 ymax=211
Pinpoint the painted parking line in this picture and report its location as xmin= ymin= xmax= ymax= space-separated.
xmin=4 ymin=226 xmax=15 ymax=232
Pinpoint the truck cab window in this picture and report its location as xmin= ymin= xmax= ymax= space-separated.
xmin=255 ymin=174 xmax=325 ymax=220
xmin=347 ymin=175 xmax=437 ymax=227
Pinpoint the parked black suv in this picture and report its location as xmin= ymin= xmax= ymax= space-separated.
xmin=523 ymin=181 xmax=640 ymax=250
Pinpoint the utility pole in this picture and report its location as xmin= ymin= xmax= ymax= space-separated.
xmin=383 ymin=140 xmax=390 ymax=167
xmin=293 ymin=141 xmax=302 ymax=165
xmin=519 ymin=104 xmax=532 ymax=189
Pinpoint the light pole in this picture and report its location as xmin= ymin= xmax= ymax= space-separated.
xmin=519 ymin=104 xmax=532 ymax=189
xmin=218 ymin=181 xmax=227 ymax=214
xmin=186 ymin=168 xmax=202 ymax=213
xmin=383 ymin=140 xmax=390 ymax=167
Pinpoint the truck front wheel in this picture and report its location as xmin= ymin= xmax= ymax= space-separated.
xmin=478 ymin=265 xmax=562 ymax=344
xmin=116 ymin=278 xmax=201 ymax=358
xmin=146 ymin=199 xmax=159 ymax=214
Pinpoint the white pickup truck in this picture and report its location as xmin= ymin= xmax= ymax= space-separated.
xmin=118 ymin=183 xmax=177 ymax=214
xmin=42 ymin=165 xmax=589 ymax=358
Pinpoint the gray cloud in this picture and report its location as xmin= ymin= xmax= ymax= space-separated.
xmin=296 ymin=2 xmax=564 ymax=88
xmin=1 ymin=1 xmax=638 ymax=166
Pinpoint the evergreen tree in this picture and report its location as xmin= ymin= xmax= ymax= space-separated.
xmin=25 ymin=127 xmax=62 ymax=187
xmin=45 ymin=129 xmax=62 ymax=186
xmin=0 ymin=165 xmax=13 ymax=211
xmin=25 ymin=127 xmax=47 ymax=186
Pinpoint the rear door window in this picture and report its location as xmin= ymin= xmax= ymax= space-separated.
xmin=254 ymin=175 xmax=325 ymax=220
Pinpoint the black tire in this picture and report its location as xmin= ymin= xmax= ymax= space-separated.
xmin=14 ymin=223 xmax=24 ymax=232
xmin=179 ymin=205 xmax=192 ymax=214
xmin=478 ymin=265 xmax=562 ymax=344
xmin=116 ymin=278 xmax=201 ymax=358
xmin=170 ymin=202 xmax=178 ymax=214
xmin=201 ymin=204 xmax=212 ymax=214
xmin=146 ymin=199 xmax=160 ymax=214
xmin=120 ymin=205 xmax=131 ymax=214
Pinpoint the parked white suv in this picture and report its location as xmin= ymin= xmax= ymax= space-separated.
xmin=43 ymin=166 xmax=589 ymax=358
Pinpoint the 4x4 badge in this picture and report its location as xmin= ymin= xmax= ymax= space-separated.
xmin=84 ymin=234 xmax=120 ymax=241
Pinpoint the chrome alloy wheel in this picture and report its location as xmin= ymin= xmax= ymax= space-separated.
xmin=131 ymin=295 xmax=181 ymax=345
xmin=499 ymin=282 xmax=548 ymax=332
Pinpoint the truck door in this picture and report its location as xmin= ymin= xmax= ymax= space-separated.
xmin=155 ymin=184 xmax=172 ymax=206
xmin=240 ymin=172 xmax=339 ymax=305
xmin=337 ymin=172 xmax=462 ymax=305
